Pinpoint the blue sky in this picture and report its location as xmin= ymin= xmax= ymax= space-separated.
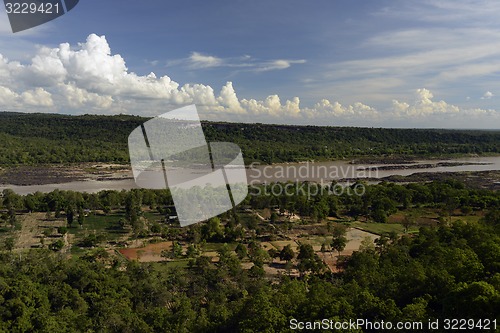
xmin=0 ymin=0 xmax=499 ymax=128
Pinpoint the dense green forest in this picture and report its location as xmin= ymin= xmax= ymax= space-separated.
xmin=0 ymin=180 xmax=499 ymax=332
xmin=0 ymin=112 xmax=498 ymax=165
xmin=2 ymin=179 xmax=499 ymax=229
xmin=0 ymin=221 xmax=499 ymax=332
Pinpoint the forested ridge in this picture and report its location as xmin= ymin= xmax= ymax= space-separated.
xmin=0 ymin=112 xmax=498 ymax=165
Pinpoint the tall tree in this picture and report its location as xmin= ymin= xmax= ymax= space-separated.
xmin=331 ymin=224 xmax=348 ymax=257
xmin=66 ymin=207 xmax=74 ymax=228
xmin=280 ymin=244 xmax=295 ymax=263
xmin=78 ymin=207 xmax=85 ymax=228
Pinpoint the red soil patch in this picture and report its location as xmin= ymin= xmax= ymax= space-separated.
xmin=119 ymin=241 xmax=173 ymax=262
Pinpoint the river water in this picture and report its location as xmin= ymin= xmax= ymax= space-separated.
xmin=1 ymin=156 xmax=499 ymax=195
xmin=247 ymin=156 xmax=500 ymax=183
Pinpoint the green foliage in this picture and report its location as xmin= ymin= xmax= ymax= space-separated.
xmin=297 ymin=243 xmax=325 ymax=274
xmin=0 ymin=214 xmax=497 ymax=331
xmin=3 ymin=237 xmax=15 ymax=251
xmin=0 ymin=112 xmax=498 ymax=165
xmin=201 ymin=217 xmax=224 ymax=242
xmin=49 ymin=239 xmax=64 ymax=251
xmin=359 ymin=236 xmax=376 ymax=252
xmin=280 ymin=244 xmax=295 ymax=262
xmin=79 ymin=234 xmax=101 ymax=248
xmin=150 ymin=223 xmax=161 ymax=234
xmin=186 ymin=244 xmax=200 ymax=258
xmin=66 ymin=209 xmax=74 ymax=227
xmin=0 ymin=180 xmax=497 ymax=330
xmin=78 ymin=207 xmax=85 ymax=227
xmin=172 ymin=241 xmax=183 ymax=258
xmin=247 ymin=180 xmax=500 ymax=223
xmin=162 ymin=241 xmax=183 ymax=259
xmin=235 ymin=243 xmax=248 ymax=259
xmin=331 ymin=232 xmax=348 ymax=257
xmin=203 ymin=122 xmax=500 ymax=164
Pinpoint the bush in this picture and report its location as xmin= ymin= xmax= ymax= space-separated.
xmin=79 ymin=234 xmax=101 ymax=247
xmin=49 ymin=239 xmax=64 ymax=251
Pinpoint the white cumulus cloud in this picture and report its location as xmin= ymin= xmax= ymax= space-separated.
xmin=59 ymin=82 xmax=113 ymax=109
xmin=0 ymin=85 xmax=53 ymax=109
xmin=481 ymin=91 xmax=494 ymax=99
xmin=0 ymin=34 xmax=497 ymax=128
xmin=392 ymin=88 xmax=459 ymax=117
xmin=217 ymin=82 xmax=245 ymax=113
xmin=21 ymin=87 xmax=53 ymax=107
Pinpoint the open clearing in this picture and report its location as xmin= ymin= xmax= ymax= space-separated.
xmin=3 ymin=205 xmax=484 ymax=278
xmin=14 ymin=212 xmax=66 ymax=250
xmin=350 ymin=221 xmax=420 ymax=235
xmin=118 ymin=241 xmax=173 ymax=262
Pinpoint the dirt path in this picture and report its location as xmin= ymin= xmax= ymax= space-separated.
xmin=14 ymin=212 xmax=66 ymax=250
xmin=255 ymin=212 xmax=267 ymax=221
xmin=14 ymin=213 xmax=41 ymax=249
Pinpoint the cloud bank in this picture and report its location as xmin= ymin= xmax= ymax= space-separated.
xmin=0 ymin=34 xmax=497 ymax=128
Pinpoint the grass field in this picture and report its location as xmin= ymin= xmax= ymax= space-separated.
xmin=161 ymin=259 xmax=190 ymax=269
xmin=202 ymin=242 xmax=238 ymax=252
xmin=269 ymin=240 xmax=298 ymax=251
xmin=67 ymin=213 xmax=127 ymax=241
xmin=349 ymin=221 xmax=419 ymax=235
xmin=143 ymin=211 xmax=164 ymax=223
xmin=450 ymin=215 xmax=482 ymax=224
xmin=295 ymin=236 xmax=330 ymax=247
xmin=69 ymin=245 xmax=87 ymax=256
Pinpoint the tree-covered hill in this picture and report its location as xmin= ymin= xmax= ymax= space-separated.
xmin=0 ymin=112 xmax=498 ymax=165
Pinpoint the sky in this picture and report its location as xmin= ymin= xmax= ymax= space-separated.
xmin=0 ymin=0 xmax=499 ymax=128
